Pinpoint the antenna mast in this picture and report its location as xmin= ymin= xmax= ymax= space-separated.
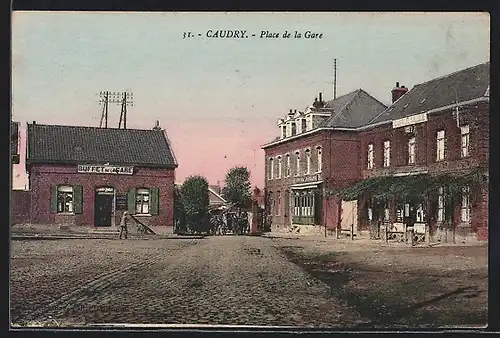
xmin=333 ymin=58 xmax=337 ymax=99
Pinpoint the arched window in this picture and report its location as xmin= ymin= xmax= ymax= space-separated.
xmin=277 ymin=156 xmax=282 ymax=179
xmin=295 ymin=151 xmax=301 ymax=176
xmin=285 ymin=154 xmax=291 ymax=177
xmin=269 ymin=158 xmax=274 ymax=180
xmin=367 ymin=143 xmax=374 ymax=169
xmin=305 ymin=149 xmax=311 ymax=174
xmin=316 ymin=146 xmax=322 ymax=173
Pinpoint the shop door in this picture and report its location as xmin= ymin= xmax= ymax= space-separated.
xmin=94 ymin=187 xmax=115 ymax=227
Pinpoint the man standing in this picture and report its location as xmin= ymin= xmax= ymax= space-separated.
xmin=120 ymin=211 xmax=129 ymax=240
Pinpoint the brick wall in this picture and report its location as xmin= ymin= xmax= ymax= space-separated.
xmin=28 ymin=164 xmax=175 ymax=227
xmin=11 ymin=189 xmax=31 ymax=225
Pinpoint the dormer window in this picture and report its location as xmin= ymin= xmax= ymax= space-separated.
xmin=301 ymin=119 xmax=307 ymax=132
xmin=281 ymin=126 xmax=286 ymax=139
xmin=291 ymin=122 xmax=297 ymax=136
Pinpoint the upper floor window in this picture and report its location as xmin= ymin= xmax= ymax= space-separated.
xmin=408 ymin=137 xmax=416 ymax=165
xmin=461 ymin=125 xmax=470 ymax=158
xmin=383 ymin=140 xmax=391 ymax=168
xmin=281 ymin=126 xmax=286 ymax=139
xmin=301 ymin=119 xmax=307 ymax=132
xmin=367 ymin=143 xmax=374 ymax=169
xmin=305 ymin=149 xmax=311 ymax=174
xmin=277 ymin=156 xmax=282 ymax=179
xmin=461 ymin=186 xmax=471 ymax=223
xmin=316 ymin=146 xmax=322 ymax=172
xmin=269 ymin=158 xmax=274 ymax=180
xmin=295 ymin=151 xmax=301 ymax=176
xmin=291 ymin=123 xmax=297 ymax=136
xmin=436 ymin=130 xmax=445 ymax=161
xmin=285 ymin=154 xmax=291 ymax=177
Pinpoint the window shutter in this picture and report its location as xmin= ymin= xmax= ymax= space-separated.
xmin=149 ymin=187 xmax=159 ymax=215
xmin=127 ymin=188 xmax=136 ymax=214
xmin=73 ymin=185 xmax=83 ymax=214
xmin=51 ymin=185 xmax=58 ymax=212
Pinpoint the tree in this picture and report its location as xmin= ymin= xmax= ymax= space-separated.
xmin=180 ymin=175 xmax=210 ymax=233
xmin=222 ymin=166 xmax=252 ymax=208
xmin=173 ymin=185 xmax=187 ymax=234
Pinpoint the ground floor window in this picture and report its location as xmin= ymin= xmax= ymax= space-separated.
xmin=396 ymin=200 xmax=425 ymax=223
xmin=437 ymin=187 xmax=445 ymax=223
xmin=292 ymin=189 xmax=317 ymax=224
xmin=461 ymin=186 xmax=471 ymax=223
xmin=57 ymin=185 xmax=73 ymax=213
xmin=135 ymin=188 xmax=150 ymax=214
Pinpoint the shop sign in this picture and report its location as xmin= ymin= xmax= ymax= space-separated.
xmin=392 ymin=112 xmax=427 ymax=129
xmin=78 ymin=164 xmax=134 ymax=175
xmin=294 ymin=174 xmax=321 ymax=184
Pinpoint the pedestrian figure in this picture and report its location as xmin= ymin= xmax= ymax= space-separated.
xmin=120 ymin=211 xmax=129 ymax=239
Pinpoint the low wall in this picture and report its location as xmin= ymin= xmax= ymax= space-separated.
xmin=11 ymin=190 xmax=31 ymax=225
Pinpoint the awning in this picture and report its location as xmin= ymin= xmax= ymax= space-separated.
xmin=333 ymin=168 xmax=487 ymax=201
xmin=291 ymin=181 xmax=323 ymax=190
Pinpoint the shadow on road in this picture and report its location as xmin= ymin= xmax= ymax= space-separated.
xmin=279 ymin=247 xmax=487 ymax=329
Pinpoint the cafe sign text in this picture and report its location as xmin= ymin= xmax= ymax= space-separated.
xmin=77 ymin=164 xmax=134 ymax=175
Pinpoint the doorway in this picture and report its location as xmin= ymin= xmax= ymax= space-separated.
xmin=94 ymin=187 xmax=115 ymax=227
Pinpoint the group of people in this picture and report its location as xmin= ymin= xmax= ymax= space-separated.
xmin=210 ymin=209 xmax=250 ymax=236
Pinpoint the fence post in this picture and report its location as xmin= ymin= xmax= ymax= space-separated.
xmin=350 ymin=223 xmax=354 ymax=240
xmin=403 ymin=223 xmax=407 ymax=243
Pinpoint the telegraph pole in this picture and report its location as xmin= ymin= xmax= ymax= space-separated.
xmin=98 ymin=91 xmax=133 ymax=129
xmin=333 ymin=58 xmax=337 ymax=100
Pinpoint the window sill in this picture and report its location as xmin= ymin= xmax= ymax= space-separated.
xmin=56 ymin=212 xmax=75 ymax=216
xmin=133 ymin=214 xmax=153 ymax=217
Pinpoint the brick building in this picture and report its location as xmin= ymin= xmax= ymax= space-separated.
xmin=262 ymin=62 xmax=489 ymax=241
xmin=21 ymin=122 xmax=178 ymax=228
xmin=261 ymin=90 xmax=387 ymax=233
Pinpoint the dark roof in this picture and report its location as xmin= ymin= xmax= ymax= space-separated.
xmin=26 ymin=123 xmax=178 ymax=168
xmin=323 ymin=89 xmax=388 ymax=128
xmin=11 ymin=121 xmax=19 ymax=155
xmin=370 ymin=62 xmax=490 ymax=124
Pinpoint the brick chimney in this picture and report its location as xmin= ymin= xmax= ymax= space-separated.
xmin=391 ymin=82 xmax=409 ymax=103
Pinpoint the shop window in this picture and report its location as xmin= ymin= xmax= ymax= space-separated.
xmin=277 ymin=156 xmax=282 ymax=179
xmin=408 ymin=137 xmax=416 ymax=164
xmin=295 ymin=151 xmax=301 ymax=176
xmin=461 ymin=125 xmax=470 ymax=157
xmin=367 ymin=143 xmax=374 ymax=169
xmin=316 ymin=146 xmax=322 ymax=173
xmin=436 ymin=130 xmax=445 ymax=161
xmin=461 ymin=186 xmax=471 ymax=223
xmin=135 ymin=188 xmax=150 ymax=214
xmin=57 ymin=185 xmax=74 ymax=213
xmin=383 ymin=140 xmax=391 ymax=168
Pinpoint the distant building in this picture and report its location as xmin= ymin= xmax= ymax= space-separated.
xmin=18 ymin=121 xmax=178 ymax=228
xmin=262 ymin=62 xmax=489 ymax=242
xmin=11 ymin=121 xmax=20 ymax=165
xmin=208 ymin=185 xmax=227 ymax=208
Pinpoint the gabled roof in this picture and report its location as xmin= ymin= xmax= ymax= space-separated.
xmin=11 ymin=121 xmax=19 ymax=155
xmin=323 ymin=89 xmax=388 ymax=128
xmin=209 ymin=187 xmax=227 ymax=205
xmin=26 ymin=123 xmax=178 ymax=168
xmin=370 ymin=62 xmax=490 ymax=125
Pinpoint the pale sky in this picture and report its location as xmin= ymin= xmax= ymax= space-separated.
xmin=11 ymin=12 xmax=490 ymax=189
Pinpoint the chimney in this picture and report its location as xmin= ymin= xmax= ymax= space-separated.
xmin=319 ymin=92 xmax=323 ymax=102
xmin=391 ymin=82 xmax=409 ymax=103
xmin=294 ymin=109 xmax=297 ymax=114
xmin=32 ymin=121 xmax=36 ymax=125
xmin=153 ymin=120 xmax=161 ymax=130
